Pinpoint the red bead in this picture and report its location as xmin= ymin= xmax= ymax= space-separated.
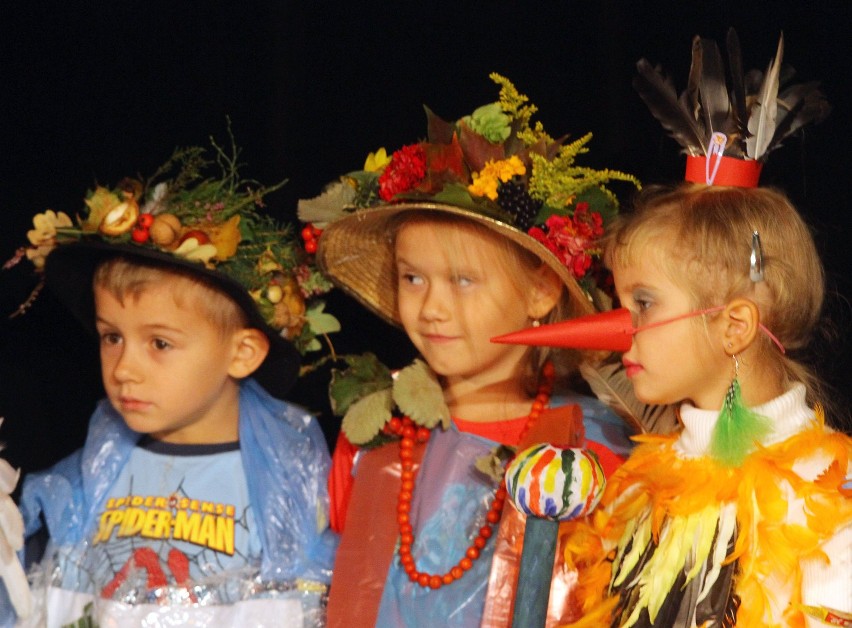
xmin=400 ymin=533 xmax=413 ymax=545
xmin=397 ymin=513 xmax=409 ymax=525
xmin=399 ymin=522 xmax=413 ymax=535
xmin=400 ymin=448 xmax=413 ymax=462
xmin=311 ymin=225 xmax=323 ymax=237
xmin=301 ymin=226 xmax=314 ymax=241
xmin=416 ymin=427 xmax=430 ymax=443
xmin=402 ymin=425 xmax=415 ymax=439
xmin=304 ymin=239 xmax=318 ymax=254
xmin=399 ymin=545 xmax=412 ymax=559
xmin=474 ymin=536 xmax=487 ymax=550
xmin=408 ymin=571 xmax=420 ymax=582
xmin=397 ymin=501 xmax=410 ymax=514
xmin=388 ymin=417 xmax=402 ymax=433
xmin=429 ymin=575 xmax=442 ymax=589
xmin=404 ymin=562 xmax=416 ymax=574
xmin=486 ymin=510 xmax=501 ymax=524
xmin=442 ymin=573 xmax=455 ymax=585
xmin=466 ymin=547 xmax=480 ymax=560
xmin=450 ymin=566 xmax=464 ymax=580
xmin=459 ymin=558 xmax=473 ymax=571
xmin=479 ymin=526 xmax=493 ymax=539
xmin=417 ymin=574 xmax=430 ymax=588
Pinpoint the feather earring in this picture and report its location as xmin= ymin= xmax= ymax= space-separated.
xmin=710 ymin=355 xmax=772 ymax=466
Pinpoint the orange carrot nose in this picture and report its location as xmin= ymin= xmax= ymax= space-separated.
xmin=491 ymin=308 xmax=635 ymax=352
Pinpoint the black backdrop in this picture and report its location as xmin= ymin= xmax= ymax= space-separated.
xmin=2 ymin=1 xmax=850 ymax=481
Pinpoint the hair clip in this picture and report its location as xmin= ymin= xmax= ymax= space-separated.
xmin=750 ymin=230 xmax=765 ymax=282
xmin=705 ymin=132 xmax=728 ymax=186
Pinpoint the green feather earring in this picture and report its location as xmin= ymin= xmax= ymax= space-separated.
xmin=710 ymin=355 xmax=772 ymax=466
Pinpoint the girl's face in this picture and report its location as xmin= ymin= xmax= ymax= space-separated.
xmin=613 ymin=251 xmax=731 ymax=409
xmin=94 ymin=280 xmax=244 ymax=443
xmin=394 ymin=221 xmax=538 ymax=390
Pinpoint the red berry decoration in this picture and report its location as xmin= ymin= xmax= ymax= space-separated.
xmin=137 ymin=213 xmax=155 ymax=229
xmin=131 ymin=227 xmax=150 ymax=243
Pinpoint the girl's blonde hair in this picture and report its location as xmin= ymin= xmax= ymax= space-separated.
xmin=93 ymin=257 xmax=248 ymax=339
xmin=607 ymin=184 xmax=826 ymax=405
xmin=390 ymin=211 xmax=580 ymax=395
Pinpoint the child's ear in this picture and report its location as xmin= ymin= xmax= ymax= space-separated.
xmin=722 ymin=298 xmax=760 ymax=355
xmin=227 ymin=329 xmax=270 ymax=379
xmin=526 ymin=265 xmax=563 ymax=320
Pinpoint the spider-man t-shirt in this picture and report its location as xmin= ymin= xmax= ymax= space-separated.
xmin=87 ymin=437 xmax=261 ymax=601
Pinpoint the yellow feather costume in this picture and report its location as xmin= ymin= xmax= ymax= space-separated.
xmin=562 ymin=407 xmax=852 ymax=627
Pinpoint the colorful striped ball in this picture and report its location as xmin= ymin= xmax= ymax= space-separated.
xmin=505 ymin=444 xmax=606 ymax=521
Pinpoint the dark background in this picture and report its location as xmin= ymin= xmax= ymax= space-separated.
xmin=1 ymin=1 xmax=850 ymax=481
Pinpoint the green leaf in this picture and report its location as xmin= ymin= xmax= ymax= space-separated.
xmin=576 ymin=186 xmax=619 ymax=224
xmin=392 ymin=359 xmax=450 ymax=429
xmin=328 ymin=353 xmax=393 ymax=416
xmin=341 ymin=388 xmax=394 ymax=445
xmin=305 ymin=301 xmax=341 ymax=335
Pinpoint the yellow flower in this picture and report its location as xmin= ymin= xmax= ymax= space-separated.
xmin=25 ymin=210 xmax=73 ymax=268
xmin=27 ymin=210 xmax=72 ymax=246
xmin=467 ymin=156 xmax=526 ymax=200
xmin=364 ymin=147 xmax=391 ymax=173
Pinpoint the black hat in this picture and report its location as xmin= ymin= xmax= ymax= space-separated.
xmin=11 ymin=136 xmax=339 ymax=399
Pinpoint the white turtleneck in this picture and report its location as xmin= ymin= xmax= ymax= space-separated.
xmin=675 ymin=383 xmax=817 ymax=458
xmin=675 ymin=383 xmax=851 ymax=625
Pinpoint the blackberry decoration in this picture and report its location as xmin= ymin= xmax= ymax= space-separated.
xmin=497 ymin=178 xmax=541 ymax=231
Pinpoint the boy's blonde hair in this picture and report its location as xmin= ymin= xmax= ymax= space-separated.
xmin=391 ymin=212 xmax=579 ymax=395
xmin=606 ymin=184 xmax=825 ymax=403
xmin=93 ymin=257 xmax=248 ymax=339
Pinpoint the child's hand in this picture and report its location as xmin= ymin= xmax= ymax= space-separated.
xmin=0 ymin=426 xmax=32 ymax=619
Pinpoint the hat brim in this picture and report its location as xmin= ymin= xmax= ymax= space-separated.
xmin=317 ymin=202 xmax=595 ymax=327
xmin=44 ymin=240 xmax=300 ymax=398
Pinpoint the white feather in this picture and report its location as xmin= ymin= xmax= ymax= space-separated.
xmin=746 ymin=34 xmax=784 ymax=159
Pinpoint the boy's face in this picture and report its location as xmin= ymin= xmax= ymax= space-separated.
xmin=94 ymin=280 xmax=244 ymax=443
xmin=613 ymin=252 xmax=730 ymax=410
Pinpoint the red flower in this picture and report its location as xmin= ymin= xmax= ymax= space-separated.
xmin=527 ymin=204 xmax=604 ymax=279
xmin=378 ymin=144 xmax=428 ymax=201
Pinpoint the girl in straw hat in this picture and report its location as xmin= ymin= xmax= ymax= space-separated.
xmin=299 ymin=74 xmax=663 ymax=627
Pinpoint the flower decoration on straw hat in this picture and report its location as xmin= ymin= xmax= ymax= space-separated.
xmin=299 ymin=73 xmax=640 ymax=314
xmin=633 ymin=28 xmax=831 ymax=187
xmin=5 ymin=127 xmax=340 ymax=360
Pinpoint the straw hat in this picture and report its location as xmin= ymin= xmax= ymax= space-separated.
xmin=300 ymin=73 xmax=639 ymax=327
xmin=8 ymin=134 xmax=338 ymax=398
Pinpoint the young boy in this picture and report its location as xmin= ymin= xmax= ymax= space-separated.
xmin=0 ymin=144 xmax=337 ymax=627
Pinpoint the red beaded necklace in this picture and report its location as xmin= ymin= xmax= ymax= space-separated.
xmin=389 ymin=362 xmax=555 ymax=589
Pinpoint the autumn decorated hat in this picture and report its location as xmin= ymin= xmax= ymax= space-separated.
xmin=633 ymin=29 xmax=830 ymax=188
xmin=6 ymin=131 xmax=339 ymax=397
xmin=298 ymin=73 xmax=639 ymax=326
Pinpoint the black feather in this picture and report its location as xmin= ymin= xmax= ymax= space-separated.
xmin=632 ymin=58 xmax=706 ymax=156
xmin=726 ymin=28 xmax=750 ymax=154
xmin=696 ymin=37 xmax=733 ymax=140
